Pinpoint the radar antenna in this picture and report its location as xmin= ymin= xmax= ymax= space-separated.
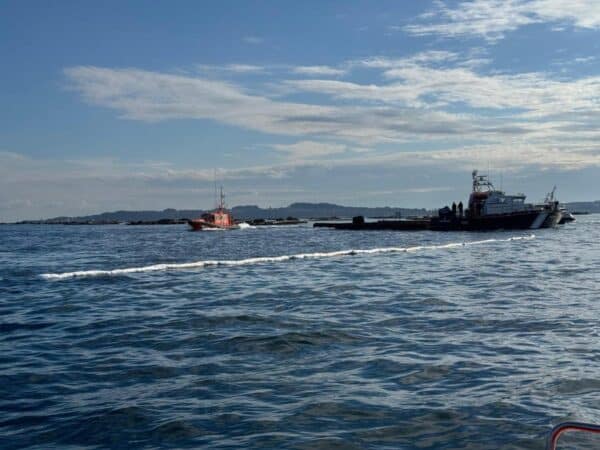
xmin=472 ymin=169 xmax=495 ymax=192
xmin=545 ymin=186 xmax=557 ymax=203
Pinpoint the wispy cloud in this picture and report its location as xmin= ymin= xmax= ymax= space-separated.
xmin=353 ymin=51 xmax=459 ymax=68
xmin=574 ymin=56 xmax=596 ymax=63
xmin=272 ymin=140 xmax=347 ymax=159
xmin=197 ymin=63 xmax=266 ymax=74
xmin=242 ymin=35 xmax=264 ymax=45
xmin=64 ymin=52 xmax=600 ymax=176
xmin=404 ymin=0 xmax=600 ymax=41
xmin=291 ymin=65 xmax=347 ymax=77
xmin=282 ymin=51 xmax=600 ymax=148
xmin=64 ymin=65 xmax=336 ymax=135
xmin=65 ymin=65 xmax=512 ymax=145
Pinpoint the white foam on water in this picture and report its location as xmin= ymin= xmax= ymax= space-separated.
xmin=200 ymin=227 xmax=227 ymax=232
xmin=41 ymin=234 xmax=535 ymax=281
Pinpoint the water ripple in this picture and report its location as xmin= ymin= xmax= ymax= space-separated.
xmin=1 ymin=221 xmax=599 ymax=448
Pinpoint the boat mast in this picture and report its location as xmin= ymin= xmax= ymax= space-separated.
xmin=545 ymin=186 xmax=556 ymax=203
xmin=219 ymin=186 xmax=225 ymax=210
xmin=214 ymin=169 xmax=218 ymax=209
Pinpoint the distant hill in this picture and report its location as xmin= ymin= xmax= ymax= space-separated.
xmin=564 ymin=200 xmax=600 ymax=213
xmin=232 ymin=203 xmax=426 ymax=220
xmin=29 ymin=208 xmax=205 ymax=224
xmin=14 ymin=200 xmax=598 ymax=224
xmin=18 ymin=203 xmax=429 ymax=224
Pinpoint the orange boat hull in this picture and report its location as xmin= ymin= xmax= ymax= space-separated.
xmin=187 ymin=217 xmax=237 ymax=231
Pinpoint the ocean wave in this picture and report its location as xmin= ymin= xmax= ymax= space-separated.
xmin=41 ymin=235 xmax=535 ymax=280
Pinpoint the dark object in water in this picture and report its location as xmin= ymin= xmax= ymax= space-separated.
xmin=246 ymin=217 xmax=307 ymax=226
xmin=314 ymin=213 xmax=542 ymax=231
xmin=314 ymin=216 xmax=429 ymax=231
xmin=128 ymin=219 xmax=187 ymax=225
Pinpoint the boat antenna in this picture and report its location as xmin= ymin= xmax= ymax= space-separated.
xmin=545 ymin=185 xmax=556 ymax=203
xmin=214 ymin=168 xmax=218 ymax=209
xmin=219 ymin=186 xmax=225 ymax=209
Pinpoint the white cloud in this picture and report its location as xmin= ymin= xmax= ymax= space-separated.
xmin=283 ymin=53 xmax=600 ymax=142
xmin=380 ymin=65 xmax=600 ymax=115
xmin=64 ymin=65 xmax=505 ymax=144
xmin=271 ymin=140 xmax=350 ymax=160
xmin=530 ymin=0 xmax=600 ymax=28
xmin=404 ymin=0 xmax=600 ymax=41
xmin=197 ymin=63 xmax=266 ymax=74
xmin=62 ymin=57 xmax=600 ymax=184
xmin=226 ymin=64 xmax=264 ymax=73
xmin=291 ymin=65 xmax=347 ymax=76
xmin=64 ymin=66 xmax=337 ymax=135
xmin=353 ymin=51 xmax=458 ymax=69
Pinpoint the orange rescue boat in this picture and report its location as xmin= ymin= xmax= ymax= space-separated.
xmin=188 ymin=187 xmax=238 ymax=231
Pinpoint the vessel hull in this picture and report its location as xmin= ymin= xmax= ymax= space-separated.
xmin=314 ymin=210 xmax=545 ymax=232
xmin=444 ymin=210 xmax=541 ymax=231
xmin=541 ymin=210 xmax=562 ymax=228
xmin=187 ymin=219 xmax=238 ymax=231
xmin=314 ymin=219 xmax=429 ymax=231
xmin=426 ymin=211 xmax=539 ymax=231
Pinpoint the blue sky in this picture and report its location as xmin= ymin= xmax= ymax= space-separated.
xmin=2 ymin=0 xmax=600 ymax=221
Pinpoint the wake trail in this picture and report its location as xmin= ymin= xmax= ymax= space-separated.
xmin=41 ymin=234 xmax=535 ymax=280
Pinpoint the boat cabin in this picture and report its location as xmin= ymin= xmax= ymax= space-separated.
xmin=480 ymin=191 xmax=530 ymax=215
xmin=202 ymin=209 xmax=234 ymax=227
xmin=468 ymin=170 xmax=534 ymax=217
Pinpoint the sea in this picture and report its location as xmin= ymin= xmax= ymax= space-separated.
xmin=1 ymin=217 xmax=599 ymax=449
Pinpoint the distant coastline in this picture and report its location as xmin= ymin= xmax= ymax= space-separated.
xmin=5 ymin=200 xmax=599 ymax=225
xmin=9 ymin=203 xmax=427 ymax=225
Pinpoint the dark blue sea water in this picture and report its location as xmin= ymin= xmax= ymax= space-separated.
xmin=1 ymin=218 xmax=600 ymax=449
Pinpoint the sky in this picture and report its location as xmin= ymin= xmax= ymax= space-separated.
xmin=2 ymin=0 xmax=600 ymax=221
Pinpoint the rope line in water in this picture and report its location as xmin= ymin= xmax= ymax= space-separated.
xmin=41 ymin=234 xmax=535 ymax=280
xmin=547 ymin=422 xmax=600 ymax=450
